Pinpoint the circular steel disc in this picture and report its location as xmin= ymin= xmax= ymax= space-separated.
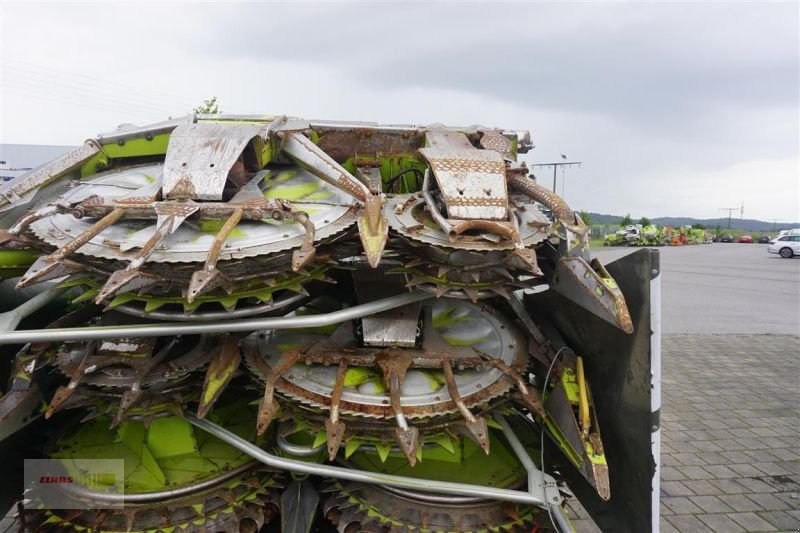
xmin=250 ymin=298 xmax=527 ymax=419
xmin=31 ymin=165 xmax=358 ymax=263
xmin=385 ymin=194 xmax=551 ymax=251
xmin=57 ymin=335 xmax=212 ymax=388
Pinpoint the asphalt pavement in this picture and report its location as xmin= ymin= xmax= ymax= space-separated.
xmin=593 ymin=243 xmax=800 ymax=335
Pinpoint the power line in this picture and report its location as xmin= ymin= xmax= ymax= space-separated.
xmin=0 ymin=64 xmax=189 ymax=115
xmin=719 ymin=207 xmax=738 ymax=229
xmin=0 ymin=82 xmax=171 ymax=125
xmin=530 ymin=160 xmax=582 ymax=199
xmin=2 ymin=58 xmax=198 ymax=110
xmin=1 ymin=77 xmax=179 ymax=117
xmin=1 ymin=57 xmax=250 ymax=115
xmin=1 ymin=79 xmax=173 ymax=119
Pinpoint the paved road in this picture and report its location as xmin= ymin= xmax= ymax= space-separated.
xmin=593 ymin=243 xmax=800 ymax=335
xmin=658 ymin=334 xmax=799 ymax=532
xmin=572 ymin=244 xmax=800 ymax=532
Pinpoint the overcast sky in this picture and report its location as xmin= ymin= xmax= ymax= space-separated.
xmin=1 ymin=2 xmax=798 ymax=221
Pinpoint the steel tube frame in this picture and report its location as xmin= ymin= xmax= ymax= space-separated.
xmin=496 ymin=413 xmax=573 ymax=532
xmin=53 ymin=460 xmax=259 ymax=504
xmin=0 ymin=291 xmax=431 ymax=345
xmin=0 ymin=285 xmax=66 ymax=332
xmin=185 ymin=413 xmax=550 ymax=508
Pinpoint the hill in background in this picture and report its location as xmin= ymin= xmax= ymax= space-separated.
xmin=588 ymin=213 xmax=799 ymax=232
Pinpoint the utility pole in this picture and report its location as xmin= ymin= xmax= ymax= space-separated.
xmin=530 ymin=160 xmax=582 ymax=196
xmin=719 ymin=207 xmax=738 ymax=229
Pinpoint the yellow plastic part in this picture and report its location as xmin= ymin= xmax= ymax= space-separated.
xmin=576 ymin=356 xmax=590 ymax=436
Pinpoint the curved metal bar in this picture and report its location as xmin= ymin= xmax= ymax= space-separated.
xmin=379 ymin=484 xmax=487 ymax=505
xmin=185 ymin=413 xmax=547 ymax=507
xmin=421 ymin=170 xmax=457 ymax=239
xmin=0 ymin=285 xmax=67 ymax=332
xmin=114 ymin=292 xmax=307 ymax=322
xmin=0 ymin=291 xmax=432 ymax=344
xmin=508 ymin=174 xmax=586 ymax=237
xmin=57 ymin=460 xmax=258 ymax=504
xmin=276 ymin=432 xmax=325 ymax=457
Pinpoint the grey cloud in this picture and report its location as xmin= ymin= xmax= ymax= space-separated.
xmin=198 ymin=3 xmax=798 ymax=120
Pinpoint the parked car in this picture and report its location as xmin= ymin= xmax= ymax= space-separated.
xmin=758 ymin=235 xmax=771 ymax=244
xmin=777 ymin=228 xmax=800 ymax=238
xmin=768 ymin=235 xmax=800 ymax=258
xmin=738 ymin=235 xmax=753 ymax=243
xmin=720 ymin=235 xmax=734 ymax=243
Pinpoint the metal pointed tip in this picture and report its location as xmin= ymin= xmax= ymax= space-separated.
xmin=16 ymin=257 xmax=63 ymax=289
xmin=0 ymin=230 xmax=18 ymax=246
xmin=492 ymin=267 xmax=515 ymax=281
xmin=357 ymin=214 xmax=388 ymax=269
xmin=287 ymin=284 xmax=310 ymax=297
xmin=593 ymin=463 xmax=611 ymax=501
xmin=513 ymin=248 xmax=541 ymax=274
xmin=434 ymin=284 xmax=449 ymax=298
xmin=325 ymin=419 xmax=346 ymax=461
xmin=113 ymin=389 xmax=141 ymax=426
xmin=405 ymin=276 xmax=425 ymax=288
xmin=45 ymin=387 xmax=74 ymax=419
xmin=95 ymin=270 xmax=140 ymax=304
xmin=256 ymin=400 xmax=279 ymax=436
xmin=187 ymin=269 xmax=223 ymax=303
xmin=520 ymin=389 xmax=547 ymax=419
xmin=618 ymin=311 xmax=634 ymax=334
xmin=198 ymin=341 xmax=241 ymax=419
xmin=196 ymin=402 xmax=211 ymax=420
xmin=109 ymin=413 xmax=124 ymax=429
xmin=291 ymin=248 xmax=316 ymax=272
xmin=437 ymin=266 xmax=451 ymax=278
xmin=465 ymin=417 xmax=491 ymax=454
xmin=469 ymin=272 xmax=481 ymax=283
xmin=488 ymin=286 xmax=511 ymax=300
xmin=463 ymin=287 xmax=480 ymax=303
xmin=395 ymin=426 xmax=419 ymax=466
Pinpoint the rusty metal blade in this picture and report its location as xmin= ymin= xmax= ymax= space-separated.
xmin=279 ymin=131 xmax=369 ymax=202
xmin=551 ymin=256 xmax=634 ymax=334
xmin=325 ymin=418 xmax=346 ymax=463
xmin=357 ymin=196 xmax=388 ymax=269
xmin=112 ymin=387 xmax=143 ymax=427
xmin=45 ymin=385 xmax=77 ymax=419
xmin=464 ymin=416 xmax=491 ymax=455
xmin=17 ymin=207 xmax=126 ymax=288
xmin=16 ymin=256 xmax=70 ymax=289
xmin=187 ymin=208 xmax=243 ymax=303
xmin=94 ymin=270 xmax=161 ymax=304
xmin=187 ymin=268 xmax=229 ymax=303
xmin=394 ymin=426 xmax=419 ymax=467
xmin=256 ymin=351 xmax=299 ymax=435
xmin=197 ymin=337 xmax=242 ymax=419
xmin=442 ymin=358 xmax=490 ymax=454
xmin=325 ymin=361 xmax=348 ymax=461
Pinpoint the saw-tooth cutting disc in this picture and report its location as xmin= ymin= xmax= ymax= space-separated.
xmin=30 ymin=165 xmax=358 ymax=263
xmin=246 ymin=298 xmax=527 ymax=420
xmin=386 ymin=194 xmax=551 ymax=251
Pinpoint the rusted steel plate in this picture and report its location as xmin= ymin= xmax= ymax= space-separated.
xmin=162 ymin=122 xmax=264 ymax=200
xmin=420 ymin=131 xmax=508 ymax=221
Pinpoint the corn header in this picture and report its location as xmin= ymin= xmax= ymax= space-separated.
xmin=0 ymin=115 xmax=660 ymax=532
xmin=604 ymin=224 xmax=710 ymax=247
